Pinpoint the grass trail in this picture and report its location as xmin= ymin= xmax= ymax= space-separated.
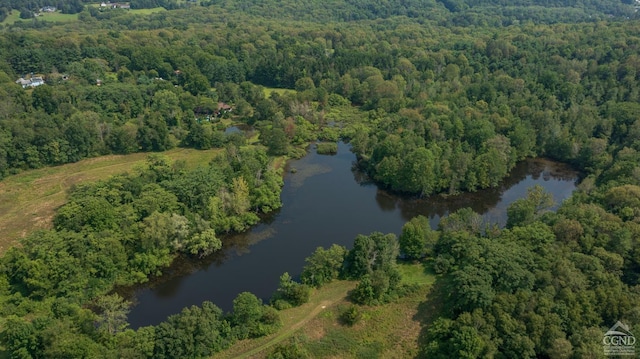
xmin=215 ymin=281 xmax=356 ymax=359
xmin=217 ymin=265 xmax=436 ymax=359
xmin=236 ymin=300 xmax=332 ymax=359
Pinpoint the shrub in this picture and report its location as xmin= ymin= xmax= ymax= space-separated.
xmin=271 ymin=273 xmax=311 ymax=308
xmin=339 ymin=305 xmax=361 ymax=326
xmin=301 ymin=245 xmax=347 ymax=288
xmin=351 ymin=275 xmax=376 ymax=305
xmin=316 ymin=142 xmax=338 ymax=155
xmin=267 ymin=341 xmax=309 ymax=359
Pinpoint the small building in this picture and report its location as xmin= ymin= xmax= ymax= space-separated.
xmin=40 ymin=6 xmax=56 ymax=12
xmin=215 ymin=102 xmax=233 ymax=117
xmin=100 ymin=2 xmax=131 ymax=9
xmin=15 ymin=76 xmax=45 ymax=88
xmin=31 ymin=77 xmax=44 ymax=86
xmin=15 ymin=78 xmax=31 ymax=87
xmin=217 ymin=102 xmax=232 ymax=111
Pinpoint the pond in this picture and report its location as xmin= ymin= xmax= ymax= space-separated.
xmin=224 ymin=124 xmax=254 ymax=135
xmin=126 ymin=142 xmax=579 ymax=328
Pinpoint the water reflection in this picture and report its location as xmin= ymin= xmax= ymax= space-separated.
xmin=361 ymin=157 xmax=577 ymax=227
xmin=375 ymin=190 xmax=400 ymax=212
xmin=125 ymin=142 xmax=578 ymax=328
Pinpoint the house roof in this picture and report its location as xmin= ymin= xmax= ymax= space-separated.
xmin=217 ymin=102 xmax=232 ymax=110
xmin=16 ymin=76 xmax=45 ymax=88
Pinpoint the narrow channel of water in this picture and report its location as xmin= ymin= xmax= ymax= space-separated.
xmin=126 ymin=142 xmax=579 ymax=328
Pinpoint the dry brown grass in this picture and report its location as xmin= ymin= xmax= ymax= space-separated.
xmin=0 ymin=148 xmax=220 ymax=254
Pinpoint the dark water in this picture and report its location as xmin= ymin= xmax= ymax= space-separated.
xmin=224 ymin=124 xmax=254 ymax=135
xmin=126 ymin=142 xmax=579 ymax=328
xmin=224 ymin=126 xmax=242 ymax=134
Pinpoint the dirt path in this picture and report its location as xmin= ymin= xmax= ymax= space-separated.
xmin=233 ymin=299 xmax=334 ymax=359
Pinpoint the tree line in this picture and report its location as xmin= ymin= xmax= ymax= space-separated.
xmin=2 ymin=14 xmax=640 ymax=196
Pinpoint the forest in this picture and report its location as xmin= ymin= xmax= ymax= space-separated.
xmin=0 ymin=0 xmax=639 ymax=357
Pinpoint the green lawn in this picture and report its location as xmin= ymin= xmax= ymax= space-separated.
xmin=398 ymin=261 xmax=437 ymax=286
xmin=264 ymin=87 xmax=297 ymax=98
xmin=129 ymin=7 xmax=166 ymax=15
xmin=1 ymin=10 xmax=78 ymax=25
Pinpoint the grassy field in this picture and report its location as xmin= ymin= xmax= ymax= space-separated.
xmin=296 ymin=263 xmax=435 ymax=359
xmin=298 ymin=288 xmax=430 ymax=358
xmin=0 ymin=148 xmax=220 ymax=254
xmin=129 ymin=7 xmax=166 ymax=15
xmin=215 ymin=280 xmax=358 ymax=359
xmin=1 ymin=10 xmax=78 ymax=25
xmin=1 ymin=7 xmax=167 ymax=25
xmin=263 ymin=87 xmax=297 ymax=98
xmin=216 ymin=262 xmax=435 ymax=359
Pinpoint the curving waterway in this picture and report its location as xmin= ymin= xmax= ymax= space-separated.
xmin=126 ymin=142 xmax=579 ymax=328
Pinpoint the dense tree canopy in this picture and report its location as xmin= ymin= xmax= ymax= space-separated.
xmin=0 ymin=150 xmax=283 ymax=357
xmin=0 ymin=0 xmax=639 ymax=357
xmin=422 ymin=182 xmax=640 ymax=358
xmin=0 ymin=5 xmax=637 ymax=197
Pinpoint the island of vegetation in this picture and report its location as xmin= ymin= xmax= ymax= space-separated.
xmin=0 ymin=0 xmax=639 ymax=357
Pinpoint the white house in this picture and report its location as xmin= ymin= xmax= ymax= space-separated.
xmin=16 ymin=76 xmax=45 ymax=88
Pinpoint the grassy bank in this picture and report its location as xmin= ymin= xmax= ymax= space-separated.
xmin=216 ymin=262 xmax=435 ymax=358
xmin=0 ymin=148 xmax=220 ymax=254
